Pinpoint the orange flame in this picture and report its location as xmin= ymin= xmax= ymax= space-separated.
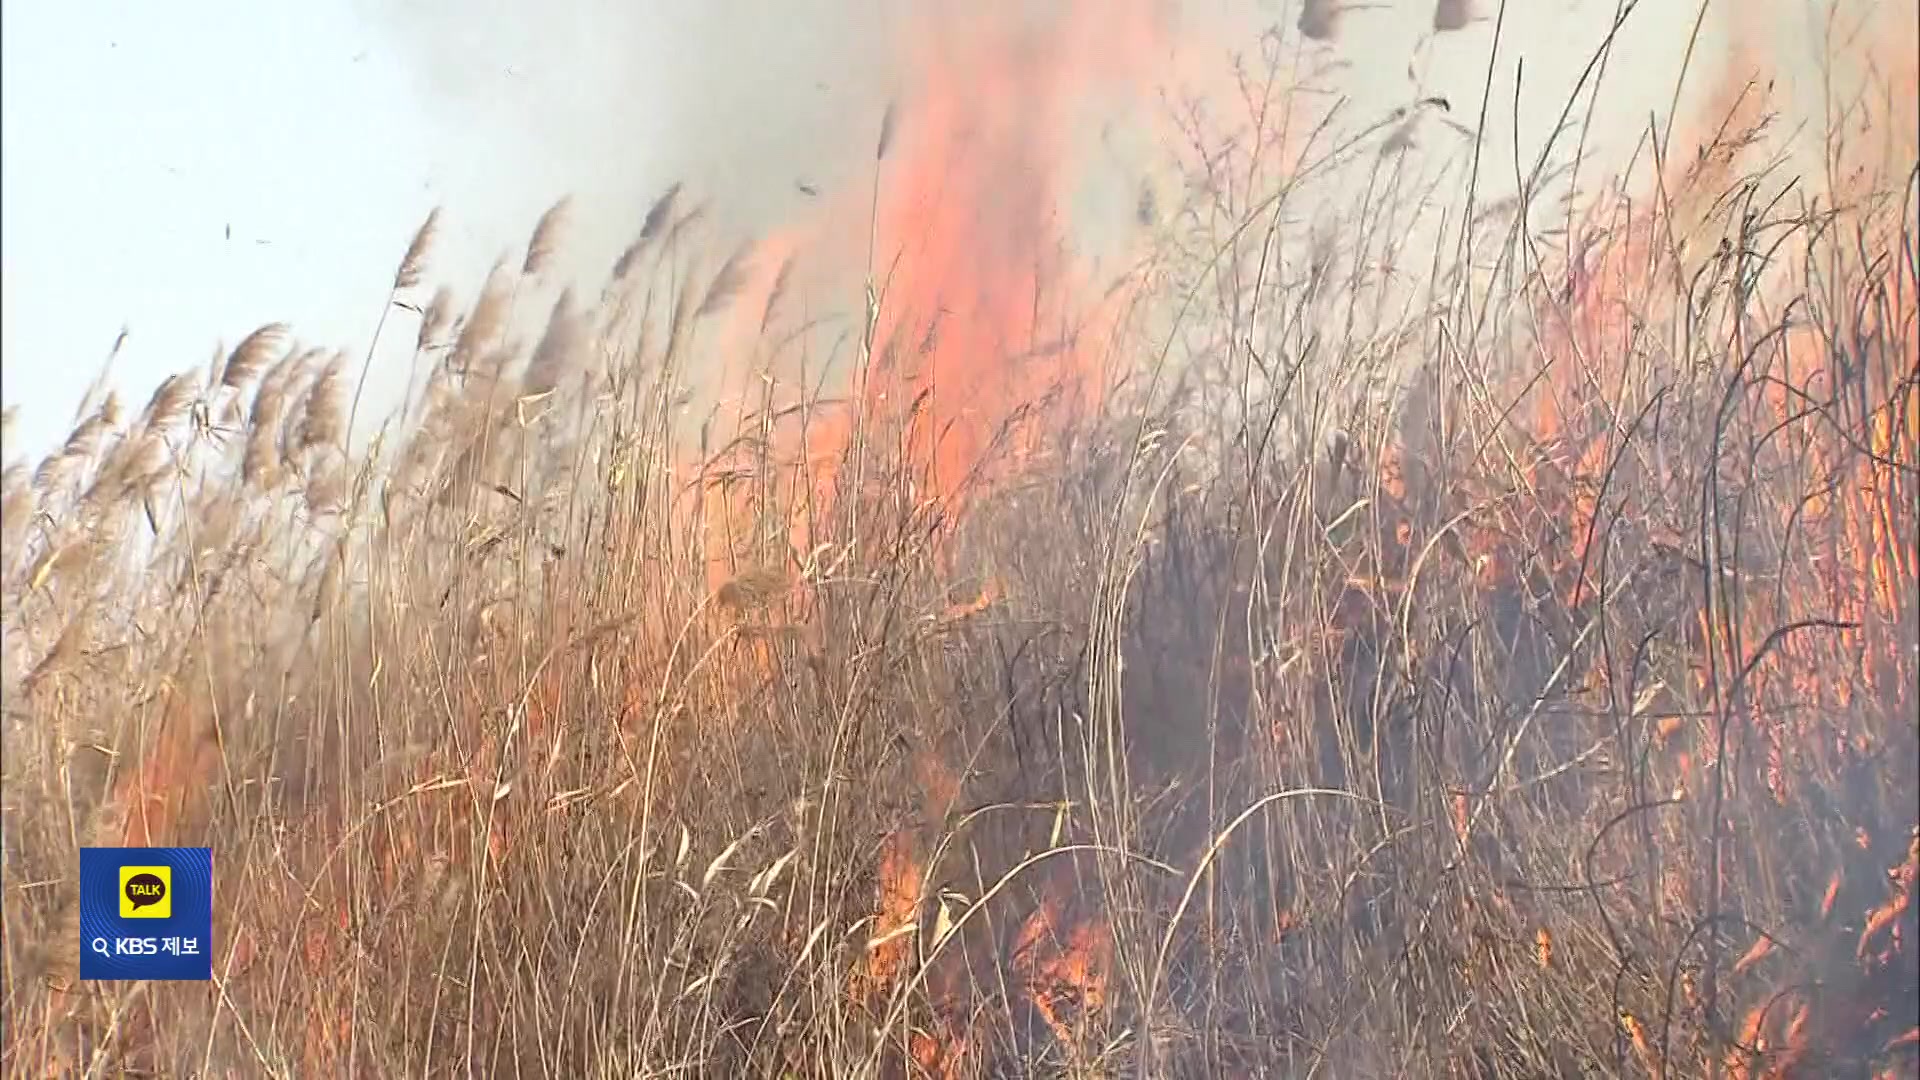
xmin=703 ymin=3 xmax=1177 ymax=567
xmin=1012 ymin=875 xmax=1113 ymax=1050
xmin=860 ymin=830 xmax=922 ymax=1001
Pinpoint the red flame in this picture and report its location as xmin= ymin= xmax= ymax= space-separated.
xmin=701 ymin=4 xmax=1176 ymax=554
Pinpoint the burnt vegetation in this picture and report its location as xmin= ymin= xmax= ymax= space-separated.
xmin=2 ymin=11 xmax=1917 ymax=1080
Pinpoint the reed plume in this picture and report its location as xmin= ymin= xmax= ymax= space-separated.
xmin=418 ymin=285 xmax=456 ymax=350
xmin=1298 ymin=0 xmax=1385 ymax=41
xmin=714 ymin=562 xmax=794 ymax=612
xmin=611 ymin=239 xmax=648 ymax=283
xmin=0 ymin=471 xmax=34 ymax=567
xmin=62 ymin=404 xmax=118 ymax=463
xmin=1434 ymin=0 xmax=1473 ymax=32
xmin=697 ymin=240 xmax=757 ymax=320
xmin=1299 ymin=0 xmax=1339 ymax=40
xmin=523 ymin=196 xmax=572 ymax=277
xmin=453 ymin=259 xmax=515 ymax=373
xmin=296 ymin=353 xmax=348 ymax=453
xmin=217 ymin=322 xmax=291 ymax=392
xmin=877 ymin=100 xmax=897 ymax=161
xmin=31 ymin=448 xmax=83 ymax=497
xmin=524 ymin=289 xmax=586 ymax=398
xmin=395 ymin=207 xmax=442 ymax=290
xmin=4 ymin=24 xmax=1914 ymax=1078
xmin=662 ymin=204 xmax=708 ymax=252
xmin=139 ymin=373 xmax=200 ymax=434
xmin=760 ymin=254 xmax=796 ymax=335
xmin=641 ymin=182 xmax=682 ymax=244
xmin=613 ymin=181 xmax=684 ymax=280
xmin=72 ymin=326 xmax=128 ymax=425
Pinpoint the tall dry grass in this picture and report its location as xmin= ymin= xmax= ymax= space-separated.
xmin=1 ymin=14 xmax=1915 ymax=1080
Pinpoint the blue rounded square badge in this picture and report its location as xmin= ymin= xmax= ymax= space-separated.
xmin=79 ymin=847 xmax=213 ymax=981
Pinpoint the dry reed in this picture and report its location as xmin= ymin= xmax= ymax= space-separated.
xmin=0 ymin=10 xmax=1913 ymax=1079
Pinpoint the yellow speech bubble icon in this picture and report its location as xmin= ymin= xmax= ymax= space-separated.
xmin=119 ymin=865 xmax=172 ymax=919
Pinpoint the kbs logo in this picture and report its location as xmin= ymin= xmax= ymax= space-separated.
xmin=79 ymin=848 xmax=212 ymax=981
xmin=119 ymin=865 xmax=172 ymax=918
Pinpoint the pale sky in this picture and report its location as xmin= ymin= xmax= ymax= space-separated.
xmin=5 ymin=0 xmax=1868 ymax=465
xmin=0 ymin=0 xmax=908 ymax=460
xmin=3 ymin=1 xmax=443 ymax=457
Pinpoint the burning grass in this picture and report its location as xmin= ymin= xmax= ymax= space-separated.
xmin=2 ymin=5 xmax=1917 ymax=1078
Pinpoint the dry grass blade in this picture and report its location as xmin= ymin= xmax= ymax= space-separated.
xmin=747 ymin=849 xmax=798 ymax=899
xmin=931 ymin=894 xmax=957 ymax=950
xmin=702 ymin=829 xmax=759 ymax=890
xmin=867 ymin=920 xmax=917 ymax=951
xmin=4 ymin=21 xmax=1916 ymax=1078
xmin=25 ymin=541 xmax=91 ymax=593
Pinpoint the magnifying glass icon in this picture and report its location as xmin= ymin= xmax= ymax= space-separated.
xmin=90 ymin=937 xmax=111 ymax=958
